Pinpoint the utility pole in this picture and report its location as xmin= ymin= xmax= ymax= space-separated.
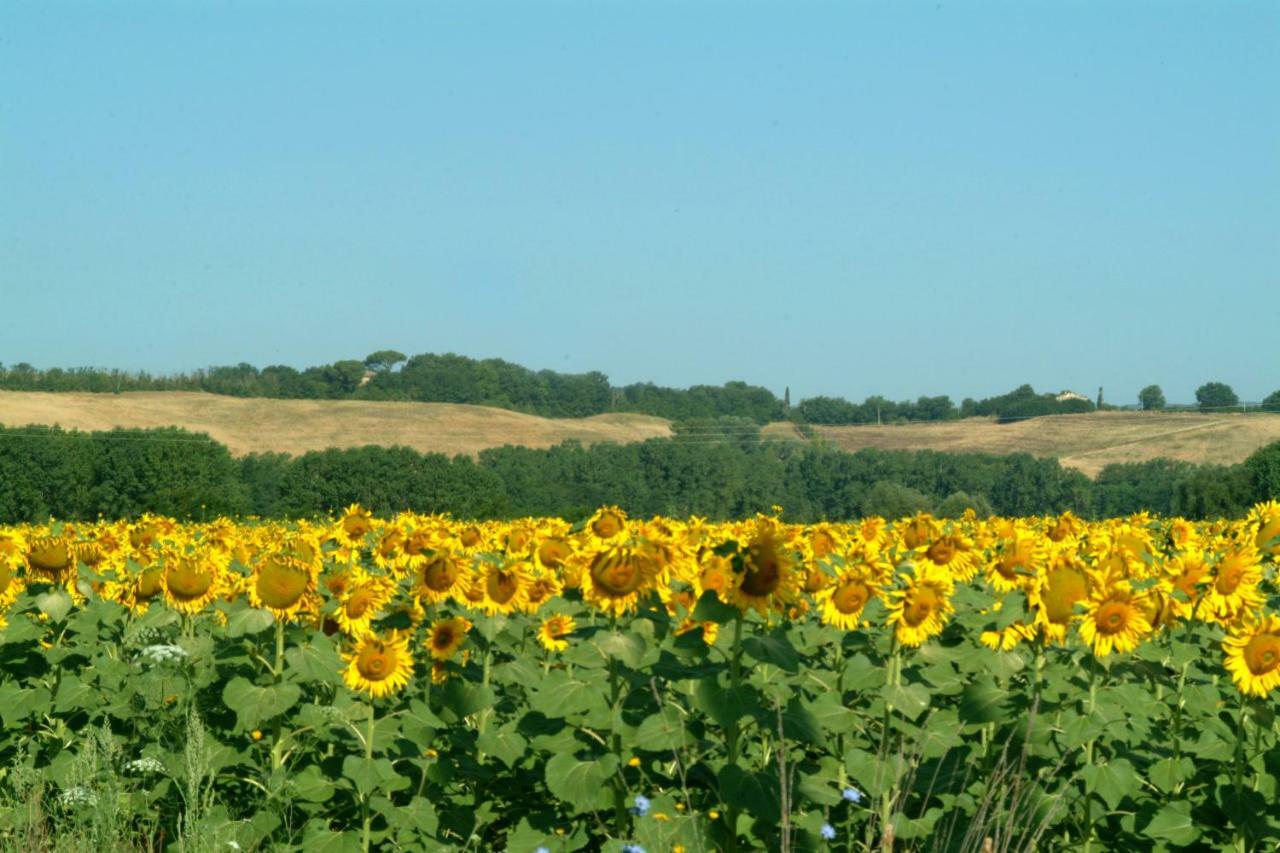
xmin=1097 ymin=386 xmax=1104 ymax=409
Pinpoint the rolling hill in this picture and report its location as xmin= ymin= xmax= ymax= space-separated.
xmin=3 ymin=391 xmax=1279 ymax=477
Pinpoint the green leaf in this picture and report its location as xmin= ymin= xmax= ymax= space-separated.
xmin=883 ymin=683 xmax=931 ymax=721
xmin=593 ymin=630 xmax=645 ymax=668
xmin=1148 ymin=757 xmax=1194 ymax=793
xmin=528 ymin=670 xmax=601 ymax=719
xmin=284 ymin=637 xmax=344 ymax=685
xmin=1142 ymin=801 xmax=1200 ymax=846
xmin=35 ymin=590 xmax=73 ymax=623
xmin=342 ymin=756 xmax=406 ymax=797
xmin=742 ymin=635 xmax=800 ymax=672
xmin=476 ymin=724 xmax=528 ymax=768
xmin=804 ymin=696 xmax=858 ymax=736
xmin=958 ymin=676 xmax=1008 ymax=724
xmin=544 ymin=753 xmax=617 ymax=815
xmin=1080 ymin=758 xmax=1137 ymax=811
xmin=634 ymin=707 xmax=686 ymax=752
xmin=719 ymin=765 xmax=781 ymax=823
xmin=437 ymin=680 xmax=496 ymax=723
xmin=693 ymin=680 xmax=755 ymax=729
xmin=226 ymin=607 xmax=275 ymax=637
xmin=221 ymin=677 xmax=302 ymax=730
xmin=691 ymin=591 xmax=739 ymax=624
xmin=290 ymin=765 xmax=337 ymax=803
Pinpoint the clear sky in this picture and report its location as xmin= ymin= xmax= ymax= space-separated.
xmin=3 ymin=1 xmax=1277 ymax=406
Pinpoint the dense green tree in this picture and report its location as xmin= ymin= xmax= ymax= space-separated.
xmin=1138 ymin=385 xmax=1166 ymax=411
xmin=364 ymin=350 xmax=407 ymax=373
xmin=1195 ymin=381 xmax=1239 ymax=411
xmin=1261 ymin=390 xmax=1280 ymax=412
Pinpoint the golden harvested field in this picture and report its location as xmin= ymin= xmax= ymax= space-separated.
xmin=764 ymin=411 xmax=1280 ymax=477
xmin=0 ymin=390 xmax=672 ymax=457
xmin=3 ymin=391 xmax=1279 ymax=476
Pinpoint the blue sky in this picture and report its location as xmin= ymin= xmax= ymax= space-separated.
xmin=2 ymin=0 xmax=1277 ymax=405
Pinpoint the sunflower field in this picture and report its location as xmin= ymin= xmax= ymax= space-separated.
xmin=1 ymin=504 xmax=1279 ymax=852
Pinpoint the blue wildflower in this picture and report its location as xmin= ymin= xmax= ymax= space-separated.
xmin=820 ymin=822 xmax=837 ymax=840
xmin=842 ymin=786 xmax=863 ymax=804
xmin=534 ymin=848 xmax=550 ymax=853
xmin=621 ymin=846 xmax=647 ymax=853
xmin=629 ymin=794 xmax=651 ymax=817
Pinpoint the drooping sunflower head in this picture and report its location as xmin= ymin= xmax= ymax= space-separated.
xmin=343 ymin=631 xmax=414 ymax=700
xmin=334 ymin=575 xmax=396 ymax=637
xmin=1248 ymin=500 xmax=1280 ymax=558
xmin=338 ymin=504 xmax=374 ymax=545
xmin=885 ymin=563 xmax=955 ymax=647
xmin=1032 ymin=560 xmax=1089 ymax=643
xmin=536 ymin=536 xmax=573 ymax=572
xmin=426 ymin=615 xmax=473 ymax=661
xmin=26 ymin=537 xmax=77 ymax=583
xmin=537 ymin=613 xmax=577 ymax=652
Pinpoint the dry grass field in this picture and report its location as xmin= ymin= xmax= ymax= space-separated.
xmin=763 ymin=411 xmax=1280 ymax=477
xmin=0 ymin=391 xmax=672 ymax=457
xmin=3 ymin=391 xmax=1279 ymax=477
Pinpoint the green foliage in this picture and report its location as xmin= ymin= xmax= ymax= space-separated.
xmin=1138 ymin=384 xmax=1166 ymax=410
xmin=1195 ymin=381 xmax=1240 ymax=411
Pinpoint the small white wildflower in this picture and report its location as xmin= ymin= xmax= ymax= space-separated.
xmin=58 ymin=785 xmax=97 ymax=808
xmin=126 ymin=756 xmax=166 ymax=774
xmin=226 ymin=843 xmax=242 ymax=851
xmin=138 ymin=644 xmax=188 ymax=665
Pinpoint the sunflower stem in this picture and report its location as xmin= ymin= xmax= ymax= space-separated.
xmin=723 ymin=609 xmax=746 ymax=853
xmin=362 ymin=702 xmax=376 ymax=853
xmin=607 ymin=614 xmax=630 ymax=838
xmin=270 ymin=617 xmax=286 ymax=772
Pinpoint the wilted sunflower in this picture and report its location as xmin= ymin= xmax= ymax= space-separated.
xmin=1079 ymin=584 xmax=1151 ymax=657
xmin=426 ymin=615 xmax=473 ymax=661
xmin=1223 ymin=613 xmax=1280 ymax=697
xmin=343 ymin=631 xmax=414 ymax=699
xmin=537 ymin=614 xmax=577 ymax=652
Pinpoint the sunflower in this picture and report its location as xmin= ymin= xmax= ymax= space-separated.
xmin=411 ymin=550 xmax=469 ymax=605
xmin=337 ymin=504 xmax=374 ymax=546
xmin=426 ymin=615 xmax=473 ymax=660
xmin=1248 ymin=501 xmax=1280 ymax=558
xmin=980 ymin=621 xmax=1036 ymax=652
xmin=584 ymin=506 xmax=629 ymax=547
xmin=1030 ymin=558 xmax=1091 ymax=644
xmin=163 ymin=553 xmax=223 ymax=614
xmin=1223 ymin=613 xmax=1280 ymax=697
xmin=986 ymin=530 xmax=1046 ymax=594
xmin=0 ymin=559 xmax=24 ymax=610
xmin=725 ymin=518 xmax=803 ymax=615
xmin=537 ymin=614 xmax=577 ymax=652
xmin=1204 ymin=546 xmax=1264 ymax=623
xmin=26 ymin=537 xmax=77 ymax=584
xmin=475 ymin=560 xmax=533 ymax=615
xmin=535 ymin=536 xmax=574 ymax=572
xmin=1162 ymin=552 xmax=1209 ymax=620
xmin=695 ymin=554 xmax=735 ymax=601
xmin=342 ymin=631 xmax=414 ymax=699
xmin=580 ymin=546 xmax=658 ymax=617
xmin=885 ymin=563 xmax=955 ymax=647
xmin=248 ymin=555 xmax=315 ymax=620
xmin=816 ymin=570 xmax=877 ymax=631
xmin=1079 ymin=584 xmax=1151 ymax=657
xmin=334 ymin=574 xmax=397 ymax=637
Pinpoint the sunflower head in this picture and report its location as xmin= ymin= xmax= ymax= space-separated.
xmin=537 ymin=614 xmax=577 ymax=652
xmin=1224 ymin=614 xmax=1280 ymax=697
xmin=250 ymin=556 xmax=314 ymax=619
xmin=343 ymin=631 xmax=414 ymax=699
xmin=426 ymin=616 xmax=473 ymax=661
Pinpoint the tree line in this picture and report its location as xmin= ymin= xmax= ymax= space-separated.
xmin=14 ymin=353 xmax=1275 ymax=425
xmin=1 ymin=423 xmax=1276 ymax=525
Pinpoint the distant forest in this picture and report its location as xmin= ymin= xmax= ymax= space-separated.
xmin=1 ymin=423 xmax=1276 ymax=524
xmin=0 ymin=352 xmax=1215 ymax=424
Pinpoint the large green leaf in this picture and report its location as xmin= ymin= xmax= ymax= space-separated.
xmin=634 ymin=707 xmax=686 ymax=752
xmin=1141 ymin=801 xmax=1200 ymax=847
xmin=221 ymin=677 xmax=301 ymax=730
xmin=544 ymin=753 xmax=618 ymax=815
xmin=719 ymin=765 xmax=781 ymax=823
